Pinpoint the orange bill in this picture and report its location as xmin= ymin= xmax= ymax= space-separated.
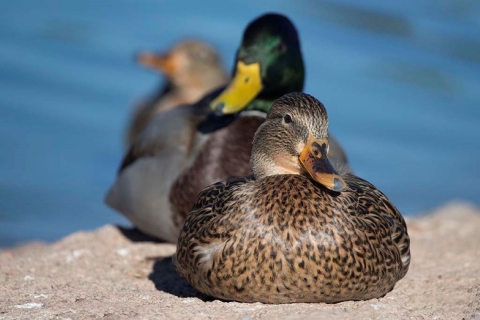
xmin=299 ymin=135 xmax=346 ymax=192
xmin=137 ymin=52 xmax=176 ymax=75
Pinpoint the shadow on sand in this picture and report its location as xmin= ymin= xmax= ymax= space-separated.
xmin=147 ymin=256 xmax=213 ymax=301
xmin=116 ymin=226 xmax=213 ymax=301
xmin=116 ymin=226 xmax=166 ymax=243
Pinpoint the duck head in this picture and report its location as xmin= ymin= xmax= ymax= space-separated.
xmin=211 ymin=13 xmax=305 ymax=115
xmin=250 ymin=92 xmax=346 ymax=192
xmin=137 ymin=40 xmax=227 ymax=88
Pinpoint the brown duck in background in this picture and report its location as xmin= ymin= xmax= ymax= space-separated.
xmin=127 ymin=40 xmax=228 ymax=146
xmin=175 ymin=92 xmax=410 ymax=304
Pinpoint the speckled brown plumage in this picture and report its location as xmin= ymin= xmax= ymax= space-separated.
xmin=174 ymin=92 xmax=410 ymax=304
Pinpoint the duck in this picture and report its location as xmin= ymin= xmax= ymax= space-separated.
xmin=127 ymin=39 xmax=228 ymax=146
xmin=174 ymin=93 xmax=410 ymax=304
xmin=105 ymin=13 xmax=349 ymax=243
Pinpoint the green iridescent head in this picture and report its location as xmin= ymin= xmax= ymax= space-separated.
xmin=211 ymin=13 xmax=305 ymax=115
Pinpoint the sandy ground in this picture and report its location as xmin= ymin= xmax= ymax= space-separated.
xmin=1 ymin=201 xmax=479 ymax=320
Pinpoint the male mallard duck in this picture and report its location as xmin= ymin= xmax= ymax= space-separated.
xmin=127 ymin=40 xmax=228 ymax=146
xmin=105 ymin=13 xmax=348 ymax=243
xmin=174 ymin=93 xmax=410 ymax=304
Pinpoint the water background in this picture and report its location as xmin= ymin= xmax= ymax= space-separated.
xmin=1 ymin=0 xmax=479 ymax=247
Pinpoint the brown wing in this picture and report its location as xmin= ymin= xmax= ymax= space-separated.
xmin=343 ymin=173 xmax=411 ymax=277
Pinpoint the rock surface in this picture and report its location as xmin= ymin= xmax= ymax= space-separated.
xmin=1 ymin=202 xmax=480 ymax=319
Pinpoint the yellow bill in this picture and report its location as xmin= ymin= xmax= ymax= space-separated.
xmin=210 ymin=61 xmax=263 ymax=115
xmin=299 ymin=135 xmax=346 ymax=192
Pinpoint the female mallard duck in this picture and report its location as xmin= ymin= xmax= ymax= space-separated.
xmin=105 ymin=13 xmax=348 ymax=243
xmin=174 ymin=93 xmax=410 ymax=304
xmin=127 ymin=40 xmax=228 ymax=146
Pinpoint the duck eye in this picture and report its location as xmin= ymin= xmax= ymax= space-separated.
xmin=192 ymin=50 xmax=209 ymax=61
xmin=283 ymin=114 xmax=293 ymax=124
xmin=275 ymin=42 xmax=286 ymax=53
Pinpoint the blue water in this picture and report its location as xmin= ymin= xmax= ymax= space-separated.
xmin=1 ymin=0 xmax=479 ymax=247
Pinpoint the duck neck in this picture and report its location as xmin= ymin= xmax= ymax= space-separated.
xmin=244 ymin=98 xmax=273 ymax=114
xmin=253 ymin=157 xmax=302 ymax=180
